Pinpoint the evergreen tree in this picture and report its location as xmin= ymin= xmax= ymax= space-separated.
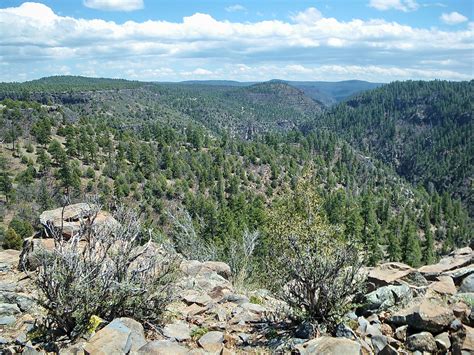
xmin=387 ymin=217 xmax=402 ymax=262
xmin=403 ymin=222 xmax=422 ymax=267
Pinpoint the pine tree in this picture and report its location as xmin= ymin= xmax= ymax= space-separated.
xmin=403 ymin=222 xmax=422 ymax=267
xmin=387 ymin=217 xmax=402 ymax=262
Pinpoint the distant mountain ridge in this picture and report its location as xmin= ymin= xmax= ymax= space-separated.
xmin=1 ymin=76 xmax=382 ymax=107
xmin=179 ymin=79 xmax=383 ymax=105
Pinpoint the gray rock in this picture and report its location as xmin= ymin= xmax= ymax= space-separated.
xmin=182 ymin=290 xmax=213 ymax=306
xmin=238 ymin=333 xmax=250 ymax=344
xmin=0 ymin=303 xmax=20 ymax=316
xmin=435 ymin=332 xmax=451 ymax=352
xmin=136 ymin=340 xmax=189 ymax=355
xmin=451 ymin=318 xmax=463 ymax=331
xmin=162 ymin=323 xmax=191 ymax=342
xmin=378 ymin=344 xmax=398 ymax=355
xmin=198 ymin=331 xmax=224 ymax=352
xmin=299 ymin=336 xmax=361 ymax=355
xmin=0 ymin=315 xmax=16 ymax=325
xmin=363 ymin=284 xmax=412 ymax=312
xmin=371 ymin=334 xmax=388 ymax=353
xmin=223 ymin=293 xmax=249 ymax=305
xmin=358 ymin=316 xmax=382 ymax=337
xmin=116 ymin=317 xmax=146 ymax=352
xmin=460 ymin=274 xmax=474 ymax=293
xmin=406 ymin=332 xmax=437 ymax=353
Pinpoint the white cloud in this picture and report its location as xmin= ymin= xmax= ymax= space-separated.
xmin=369 ymin=0 xmax=419 ymax=12
xmin=0 ymin=3 xmax=471 ymax=82
xmin=440 ymin=12 xmax=468 ymax=25
xmin=225 ymin=4 xmax=246 ymax=13
xmin=83 ymin=0 xmax=143 ymax=11
xmin=290 ymin=7 xmax=323 ymax=24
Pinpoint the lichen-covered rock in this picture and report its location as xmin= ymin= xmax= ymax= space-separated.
xmin=363 ymin=284 xmax=412 ymax=312
xmin=406 ymin=332 xmax=437 ymax=352
xmin=460 ymin=273 xmax=474 ymax=293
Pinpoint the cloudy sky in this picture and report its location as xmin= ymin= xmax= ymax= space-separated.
xmin=0 ymin=0 xmax=472 ymax=82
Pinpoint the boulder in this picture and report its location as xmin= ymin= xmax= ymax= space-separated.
xmin=406 ymin=332 xmax=437 ymax=352
xmin=162 ymin=323 xmax=191 ymax=342
xmin=84 ymin=318 xmax=145 ymax=355
xmin=371 ymin=334 xmax=388 ymax=353
xmin=299 ymin=336 xmax=361 ymax=355
xmin=459 ymin=273 xmax=474 ymax=293
xmin=182 ymin=290 xmax=213 ymax=306
xmin=116 ymin=318 xmax=146 ymax=352
xmin=394 ymin=325 xmax=408 ymax=342
xmin=368 ymin=262 xmax=415 ymax=286
xmin=429 ymin=275 xmax=457 ymax=295
xmin=405 ymin=299 xmax=455 ymax=333
xmin=363 ymin=284 xmax=412 ymax=312
xmin=136 ymin=340 xmax=189 ymax=355
xmin=435 ymin=332 xmax=451 ymax=352
xmin=39 ymin=203 xmax=119 ymax=240
xmin=180 ymin=260 xmax=231 ymax=280
xmin=197 ymin=331 xmax=224 ymax=352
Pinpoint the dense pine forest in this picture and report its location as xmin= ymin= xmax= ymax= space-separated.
xmin=0 ymin=76 xmax=471 ymax=275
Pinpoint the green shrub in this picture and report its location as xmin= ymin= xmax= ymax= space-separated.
xmin=3 ymin=228 xmax=22 ymax=250
xmin=9 ymin=218 xmax=34 ymax=239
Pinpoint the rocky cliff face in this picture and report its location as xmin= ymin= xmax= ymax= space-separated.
xmin=0 ymin=208 xmax=473 ymax=354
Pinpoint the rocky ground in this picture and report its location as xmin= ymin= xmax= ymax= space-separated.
xmin=0 ymin=206 xmax=473 ymax=354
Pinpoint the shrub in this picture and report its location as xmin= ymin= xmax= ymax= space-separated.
xmin=265 ymin=177 xmax=365 ymax=329
xmin=9 ymin=217 xmax=34 ymax=239
xmin=3 ymin=228 xmax=23 ymax=250
xmin=167 ymin=208 xmax=217 ymax=261
xmin=34 ymin=205 xmax=178 ymax=337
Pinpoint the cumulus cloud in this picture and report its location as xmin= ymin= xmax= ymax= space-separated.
xmin=225 ymin=4 xmax=246 ymax=13
xmin=369 ymin=0 xmax=419 ymax=12
xmin=290 ymin=7 xmax=323 ymax=24
xmin=440 ymin=12 xmax=468 ymax=25
xmin=0 ymin=3 xmax=472 ymax=82
xmin=83 ymin=0 xmax=143 ymax=11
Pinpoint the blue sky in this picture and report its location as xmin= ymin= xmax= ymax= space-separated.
xmin=0 ymin=0 xmax=472 ymax=82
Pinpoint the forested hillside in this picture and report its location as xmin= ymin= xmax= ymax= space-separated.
xmin=310 ymin=80 xmax=473 ymax=215
xmin=0 ymin=77 xmax=471 ymax=271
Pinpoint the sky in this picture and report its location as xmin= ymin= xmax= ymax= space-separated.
xmin=0 ymin=0 xmax=472 ymax=82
